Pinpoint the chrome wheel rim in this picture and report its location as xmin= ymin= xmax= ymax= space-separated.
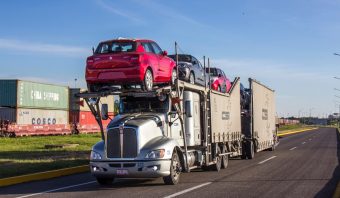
xmin=172 ymin=153 xmax=180 ymax=180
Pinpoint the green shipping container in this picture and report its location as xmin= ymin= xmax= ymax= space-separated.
xmin=0 ymin=80 xmax=69 ymax=110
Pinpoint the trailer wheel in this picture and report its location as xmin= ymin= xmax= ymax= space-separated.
xmin=212 ymin=147 xmax=221 ymax=171
xmin=221 ymin=146 xmax=229 ymax=169
xmin=245 ymin=141 xmax=255 ymax=159
xmin=163 ymin=150 xmax=181 ymax=185
xmin=96 ymin=177 xmax=114 ymax=185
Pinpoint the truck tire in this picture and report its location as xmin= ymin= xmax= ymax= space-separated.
xmin=163 ymin=150 xmax=181 ymax=185
xmin=241 ymin=142 xmax=247 ymax=159
xmin=245 ymin=141 xmax=255 ymax=159
xmin=96 ymin=177 xmax=114 ymax=185
xmin=212 ymin=147 xmax=221 ymax=171
xmin=221 ymin=145 xmax=228 ymax=169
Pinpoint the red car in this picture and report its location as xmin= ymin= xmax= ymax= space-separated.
xmin=86 ymin=38 xmax=176 ymax=92
xmin=205 ymin=67 xmax=232 ymax=93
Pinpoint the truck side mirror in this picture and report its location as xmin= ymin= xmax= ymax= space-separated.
xmin=101 ymin=104 xmax=109 ymax=120
xmin=114 ymin=100 xmax=120 ymax=116
xmin=185 ymin=101 xmax=192 ymax=117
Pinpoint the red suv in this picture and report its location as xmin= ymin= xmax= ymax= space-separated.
xmin=205 ymin=67 xmax=232 ymax=93
xmin=85 ymin=38 xmax=176 ymax=92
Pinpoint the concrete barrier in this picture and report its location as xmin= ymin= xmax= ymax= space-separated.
xmin=0 ymin=165 xmax=89 ymax=187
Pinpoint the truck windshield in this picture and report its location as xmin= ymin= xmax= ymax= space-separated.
xmin=119 ymin=96 xmax=169 ymax=113
xmin=95 ymin=41 xmax=136 ymax=54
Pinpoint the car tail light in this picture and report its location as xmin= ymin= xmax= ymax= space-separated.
xmin=130 ymin=55 xmax=142 ymax=64
xmin=86 ymin=57 xmax=94 ymax=68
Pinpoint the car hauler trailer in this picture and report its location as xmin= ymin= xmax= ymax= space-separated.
xmin=78 ymin=78 xmax=277 ymax=185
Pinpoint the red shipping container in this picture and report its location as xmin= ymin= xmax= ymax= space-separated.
xmin=69 ymin=111 xmax=113 ymax=133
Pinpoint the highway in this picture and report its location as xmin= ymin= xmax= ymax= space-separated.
xmin=1 ymin=127 xmax=339 ymax=198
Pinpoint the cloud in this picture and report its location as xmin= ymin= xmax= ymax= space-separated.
xmin=95 ymin=0 xmax=143 ymax=23
xmin=0 ymin=38 xmax=89 ymax=57
xmin=134 ymin=0 xmax=206 ymax=27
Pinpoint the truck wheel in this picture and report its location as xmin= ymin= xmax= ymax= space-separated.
xmin=143 ymin=69 xmax=153 ymax=91
xmin=163 ymin=150 xmax=181 ymax=185
xmin=245 ymin=141 xmax=255 ymax=159
xmin=201 ymin=165 xmax=211 ymax=171
xmin=96 ymin=177 xmax=114 ymax=185
xmin=212 ymin=147 xmax=221 ymax=171
xmin=221 ymin=146 xmax=228 ymax=169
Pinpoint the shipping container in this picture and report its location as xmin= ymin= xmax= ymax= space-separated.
xmin=0 ymin=80 xmax=69 ymax=110
xmin=69 ymin=88 xmax=118 ymax=112
xmin=0 ymin=107 xmax=68 ymax=125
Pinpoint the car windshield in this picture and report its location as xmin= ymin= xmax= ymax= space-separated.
xmin=205 ymin=68 xmax=218 ymax=76
xmin=119 ymin=96 xmax=169 ymax=113
xmin=168 ymin=55 xmax=192 ymax=63
xmin=95 ymin=41 xmax=136 ymax=54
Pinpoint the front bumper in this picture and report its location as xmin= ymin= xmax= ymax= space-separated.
xmin=90 ymin=159 xmax=171 ymax=178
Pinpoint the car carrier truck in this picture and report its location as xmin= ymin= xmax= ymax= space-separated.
xmin=78 ymin=77 xmax=278 ymax=185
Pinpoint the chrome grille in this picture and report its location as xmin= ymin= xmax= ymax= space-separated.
xmin=107 ymin=127 xmax=137 ymax=158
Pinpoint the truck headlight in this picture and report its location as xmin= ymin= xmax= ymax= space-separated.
xmin=145 ymin=149 xmax=165 ymax=159
xmin=90 ymin=151 xmax=102 ymax=160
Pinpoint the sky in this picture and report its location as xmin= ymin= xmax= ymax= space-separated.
xmin=0 ymin=0 xmax=339 ymax=118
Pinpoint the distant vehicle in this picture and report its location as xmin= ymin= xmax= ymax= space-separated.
xmin=168 ymin=54 xmax=206 ymax=86
xmin=85 ymin=38 xmax=177 ymax=92
xmin=240 ymin=83 xmax=251 ymax=110
xmin=205 ymin=67 xmax=231 ymax=93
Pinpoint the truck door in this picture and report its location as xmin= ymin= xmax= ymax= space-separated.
xmin=169 ymin=110 xmax=183 ymax=146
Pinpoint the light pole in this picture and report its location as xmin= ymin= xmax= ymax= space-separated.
xmin=74 ymin=78 xmax=77 ymax=88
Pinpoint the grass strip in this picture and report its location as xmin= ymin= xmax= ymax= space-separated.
xmin=0 ymin=133 xmax=101 ymax=179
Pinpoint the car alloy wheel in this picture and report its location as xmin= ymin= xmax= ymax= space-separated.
xmin=144 ymin=69 xmax=153 ymax=91
xmin=189 ymin=72 xmax=195 ymax=84
xmin=171 ymin=69 xmax=177 ymax=85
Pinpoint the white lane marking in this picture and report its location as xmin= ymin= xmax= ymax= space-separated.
xmin=258 ymin=156 xmax=277 ymax=164
xmin=15 ymin=181 xmax=96 ymax=198
xmin=302 ymin=142 xmax=306 ymax=144
xmin=163 ymin=182 xmax=212 ymax=198
xmin=289 ymin=147 xmax=297 ymax=151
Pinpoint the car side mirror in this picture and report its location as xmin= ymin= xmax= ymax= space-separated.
xmin=218 ymin=74 xmax=222 ymax=78
xmin=162 ymin=50 xmax=168 ymax=56
xmin=192 ymin=60 xmax=197 ymax=65
xmin=101 ymin=104 xmax=109 ymax=120
xmin=92 ymin=47 xmax=95 ymax=55
xmin=185 ymin=101 xmax=192 ymax=117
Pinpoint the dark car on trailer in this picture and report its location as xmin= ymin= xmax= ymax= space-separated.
xmin=168 ymin=54 xmax=206 ymax=86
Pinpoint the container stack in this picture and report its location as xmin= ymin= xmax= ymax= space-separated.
xmin=0 ymin=80 xmax=69 ymax=136
xmin=69 ymin=88 xmax=118 ymax=133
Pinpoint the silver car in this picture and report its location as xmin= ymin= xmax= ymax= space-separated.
xmin=168 ymin=54 xmax=206 ymax=86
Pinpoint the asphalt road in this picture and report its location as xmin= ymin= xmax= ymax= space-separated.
xmin=1 ymin=127 xmax=339 ymax=198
